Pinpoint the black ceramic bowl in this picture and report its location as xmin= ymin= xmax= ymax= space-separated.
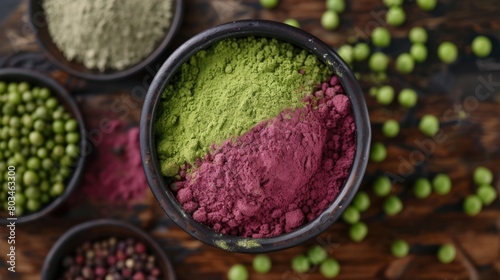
xmin=140 ymin=20 xmax=371 ymax=253
xmin=41 ymin=219 xmax=176 ymax=280
xmin=28 ymin=0 xmax=184 ymax=81
xmin=0 ymin=68 xmax=87 ymax=224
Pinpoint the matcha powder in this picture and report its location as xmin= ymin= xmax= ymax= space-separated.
xmin=155 ymin=37 xmax=331 ymax=176
xmin=43 ymin=0 xmax=173 ymax=71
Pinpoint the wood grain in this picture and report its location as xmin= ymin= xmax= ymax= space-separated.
xmin=1 ymin=0 xmax=500 ymax=279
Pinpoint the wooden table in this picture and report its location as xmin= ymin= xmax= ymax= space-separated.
xmin=1 ymin=0 xmax=500 ymax=279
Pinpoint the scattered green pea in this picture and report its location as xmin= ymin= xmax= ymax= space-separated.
xmin=477 ymin=184 xmax=497 ymax=205
xmin=352 ymin=191 xmax=370 ymax=212
xmin=413 ymin=178 xmax=432 ymax=199
xmin=432 ymin=173 xmax=452 ymax=195
xmin=253 ymin=254 xmax=272 ymax=274
xmin=260 ymin=0 xmax=279 ymax=9
xmin=382 ymin=119 xmax=400 ymax=138
xmin=369 ymin=87 xmax=378 ymax=97
xmin=373 ymin=176 xmax=392 ymax=197
xmin=417 ymin=0 xmax=437 ymax=11
xmin=65 ymin=119 xmax=78 ymax=132
xmin=369 ymin=52 xmax=389 ymax=72
xmin=386 ymin=7 xmax=406 ymax=26
xmin=410 ymin=43 xmax=428 ymax=62
xmin=419 ymin=115 xmax=439 ymax=137
xmin=437 ymin=244 xmax=456 ymax=264
xmin=322 ymin=10 xmax=340 ymax=30
xmin=0 ymin=82 xmax=6 ymax=94
xmin=391 ymin=239 xmax=409 ymax=258
xmin=384 ymin=195 xmax=403 ymax=216
xmin=473 ymin=166 xmax=493 ymax=185
xmin=372 ymin=27 xmax=391 ymax=48
xmin=398 ymin=88 xmax=417 ymax=108
xmin=308 ymin=245 xmax=328 ymax=265
xmin=395 ymin=53 xmax=415 ymax=74
xmin=376 ymin=85 xmax=395 ymax=105
xmin=370 ymin=142 xmax=387 ymax=162
xmin=409 ymin=27 xmax=428 ymax=44
xmin=227 ymin=264 xmax=248 ymax=280
xmin=353 ymin=43 xmax=370 ymax=61
xmin=438 ymin=42 xmax=458 ymax=64
xmin=342 ymin=205 xmax=360 ymax=224
xmin=349 ymin=222 xmax=368 ymax=242
xmin=337 ymin=45 xmax=354 ymax=64
xmin=291 ymin=255 xmax=310 ymax=273
xmin=472 ymin=36 xmax=492 ymax=58
xmin=383 ymin=0 xmax=403 ymax=7
xmin=320 ymin=258 xmax=341 ymax=278
xmin=283 ymin=18 xmax=300 ymax=28
xmin=326 ymin=0 xmax=345 ymax=13
xmin=26 ymin=199 xmax=41 ymax=212
xmin=463 ymin=195 xmax=482 ymax=216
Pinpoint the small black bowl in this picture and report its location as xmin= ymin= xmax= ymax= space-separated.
xmin=28 ymin=0 xmax=184 ymax=81
xmin=0 ymin=68 xmax=87 ymax=224
xmin=140 ymin=20 xmax=371 ymax=253
xmin=41 ymin=219 xmax=177 ymax=280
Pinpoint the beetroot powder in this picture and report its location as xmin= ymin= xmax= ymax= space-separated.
xmin=174 ymin=75 xmax=356 ymax=238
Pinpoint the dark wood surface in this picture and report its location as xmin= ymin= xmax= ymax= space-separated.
xmin=1 ymin=0 xmax=500 ymax=279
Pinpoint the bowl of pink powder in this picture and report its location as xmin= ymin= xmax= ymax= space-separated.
xmin=140 ymin=20 xmax=371 ymax=253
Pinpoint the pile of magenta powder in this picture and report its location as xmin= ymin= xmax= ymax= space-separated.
xmin=174 ymin=75 xmax=356 ymax=238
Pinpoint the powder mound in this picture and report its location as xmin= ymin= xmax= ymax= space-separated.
xmin=174 ymin=75 xmax=356 ymax=238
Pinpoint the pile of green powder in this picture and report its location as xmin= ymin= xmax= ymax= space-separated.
xmin=155 ymin=37 xmax=331 ymax=176
xmin=43 ymin=0 xmax=173 ymax=71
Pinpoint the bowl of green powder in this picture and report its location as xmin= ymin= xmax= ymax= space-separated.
xmin=28 ymin=0 xmax=183 ymax=81
xmin=140 ymin=20 xmax=371 ymax=253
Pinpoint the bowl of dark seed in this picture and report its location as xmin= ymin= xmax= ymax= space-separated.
xmin=41 ymin=219 xmax=176 ymax=280
xmin=28 ymin=0 xmax=183 ymax=81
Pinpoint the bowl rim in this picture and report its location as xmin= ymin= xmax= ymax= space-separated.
xmin=140 ymin=19 xmax=371 ymax=253
xmin=41 ymin=219 xmax=177 ymax=280
xmin=0 ymin=68 xmax=87 ymax=224
xmin=27 ymin=0 xmax=184 ymax=81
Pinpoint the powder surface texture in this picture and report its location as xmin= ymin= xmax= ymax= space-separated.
xmin=155 ymin=37 xmax=331 ymax=176
xmin=78 ymin=121 xmax=148 ymax=202
xmin=43 ymin=0 xmax=173 ymax=71
xmin=174 ymin=76 xmax=356 ymax=238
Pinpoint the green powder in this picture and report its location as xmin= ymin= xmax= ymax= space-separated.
xmin=155 ymin=37 xmax=331 ymax=176
xmin=43 ymin=0 xmax=173 ymax=71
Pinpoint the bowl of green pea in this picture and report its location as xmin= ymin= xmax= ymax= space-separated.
xmin=0 ymin=68 xmax=87 ymax=224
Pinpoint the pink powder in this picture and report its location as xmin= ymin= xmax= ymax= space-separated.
xmin=174 ymin=75 xmax=356 ymax=238
xmin=77 ymin=121 xmax=148 ymax=202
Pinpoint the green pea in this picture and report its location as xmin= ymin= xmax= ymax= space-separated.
xmin=370 ymin=142 xmax=387 ymax=162
xmin=51 ymin=182 xmax=65 ymax=197
xmin=25 ymin=103 xmax=35 ymax=113
xmin=33 ymin=119 xmax=46 ymax=131
xmin=369 ymin=52 xmax=389 ymax=72
xmin=26 ymin=199 xmax=41 ymax=212
xmin=2 ymin=103 xmax=16 ymax=115
xmin=28 ymin=131 xmax=44 ymax=146
xmin=432 ymin=173 xmax=452 ymax=195
xmin=25 ymin=186 xmax=40 ymax=199
xmin=398 ymin=88 xmax=418 ymax=108
xmin=321 ymin=10 xmax=340 ymax=30
xmin=419 ymin=115 xmax=439 ymax=137
xmin=283 ymin=18 xmax=300 ymax=28
xmin=291 ymin=255 xmax=310 ymax=273
xmin=373 ymin=176 xmax=392 ymax=196
xmin=40 ymin=181 xmax=50 ymax=192
xmin=65 ymin=119 xmax=78 ymax=132
xmin=17 ymin=104 xmax=26 ymax=114
xmin=8 ymin=138 xmax=21 ymax=152
xmin=352 ymin=191 xmax=370 ymax=212
xmin=353 ymin=43 xmax=370 ymax=61
xmin=372 ymin=27 xmax=391 ymax=48
xmin=27 ymin=157 xmax=41 ymax=170
xmin=386 ymin=7 xmax=405 ymax=26
xmin=320 ymin=258 xmax=340 ymax=278
xmin=52 ymin=110 xmax=63 ymax=120
xmin=382 ymin=119 xmax=400 ymax=138
xmin=308 ymin=245 xmax=328 ymax=265
xmin=349 ymin=222 xmax=368 ymax=242
xmin=369 ymin=87 xmax=378 ymax=97
xmin=23 ymin=170 xmax=39 ymax=186
xmin=37 ymin=147 xmax=48 ymax=159
xmin=376 ymin=85 xmax=394 ymax=105
xmin=33 ymin=107 xmax=48 ymax=120
xmin=327 ymin=0 xmax=345 ymax=13
xmin=477 ymin=184 xmax=497 ymax=205
xmin=259 ymin=0 xmax=279 ymax=9
xmin=17 ymin=82 xmax=30 ymax=93
xmin=66 ymin=144 xmax=80 ymax=158
xmin=438 ymin=42 xmax=458 ymax=64
xmin=45 ymin=97 xmax=58 ymax=109
xmin=52 ymin=145 xmax=65 ymax=159
xmin=15 ymin=206 xmax=24 ymax=216
xmin=8 ymin=116 xmax=20 ymax=128
xmin=39 ymin=87 xmax=51 ymax=99
xmin=55 ymin=134 xmax=65 ymax=144
xmin=0 ymin=81 xmax=6 ymax=94
xmin=21 ymin=114 xmax=33 ymax=128
xmin=391 ymin=239 xmax=409 ymax=258
xmin=395 ymin=53 xmax=415 ymax=74
xmin=66 ymin=132 xmax=80 ymax=144
xmin=413 ymin=178 xmax=432 ymax=199
xmin=383 ymin=195 xmax=403 ymax=216
xmin=437 ymin=244 xmax=456 ymax=264
xmin=46 ymin=140 xmax=55 ymax=151
xmin=7 ymin=82 xmax=18 ymax=93
xmin=22 ymin=91 xmax=33 ymax=103
xmin=410 ymin=43 xmax=428 ymax=62
xmin=60 ymin=155 xmax=74 ymax=167
xmin=253 ymin=254 xmax=272 ymax=273
xmin=417 ymin=0 xmax=437 ymax=11
xmin=463 ymin=195 xmax=482 ymax=216
xmin=15 ymin=192 xmax=26 ymax=206
xmin=473 ymin=166 xmax=493 ymax=185
xmin=342 ymin=205 xmax=360 ymax=224
xmin=338 ymin=45 xmax=354 ymax=64
xmin=40 ymin=193 xmax=50 ymax=204
xmin=409 ymin=27 xmax=428 ymax=43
